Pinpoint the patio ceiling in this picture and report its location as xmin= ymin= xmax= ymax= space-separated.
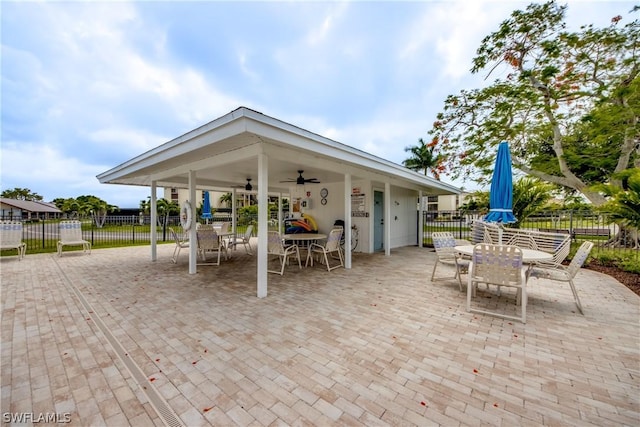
xmin=97 ymin=107 xmax=461 ymax=196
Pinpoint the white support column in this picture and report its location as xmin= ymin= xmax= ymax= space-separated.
xmin=232 ymin=188 xmax=237 ymax=244
xmin=278 ymin=192 xmax=283 ymax=235
xmin=257 ymin=153 xmax=269 ymax=298
xmin=385 ymin=182 xmax=391 ymax=256
xmin=188 ymin=170 xmax=197 ymax=274
xmin=150 ymin=181 xmax=157 ymax=261
xmin=344 ymin=173 xmax=352 ymax=269
xmin=418 ymin=190 xmax=424 ymax=248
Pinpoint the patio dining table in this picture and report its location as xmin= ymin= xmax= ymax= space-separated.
xmin=283 ymin=233 xmax=327 ymax=248
xmin=454 ymin=245 xmax=553 ymax=264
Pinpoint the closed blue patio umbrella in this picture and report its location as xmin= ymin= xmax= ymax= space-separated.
xmin=484 ymin=141 xmax=517 ymax=226
xmin=202 ymin=191 xmax=213 ymax=223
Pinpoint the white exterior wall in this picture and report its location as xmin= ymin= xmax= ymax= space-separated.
xmin=389 ymin=186 xmax=418 ymax=248
xmin=163 ymin=180 xmax=422 ymax=254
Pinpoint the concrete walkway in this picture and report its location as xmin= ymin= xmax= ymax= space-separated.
xmin=1 ymin=244 xmax=638 ymax=426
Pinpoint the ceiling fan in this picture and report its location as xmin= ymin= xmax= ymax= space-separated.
xmin=280 ymin=170 xmax=320 ymax=185
xmin=231 ymin=178 xmax=254 ymax=191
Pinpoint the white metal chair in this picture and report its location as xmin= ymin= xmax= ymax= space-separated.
xmin=197 ymin=226 xmax=228 ymax=265
xmin=306 ymin=228 xmax=344 ymax=271
xmin=226 ymin=224 xmax=253 ymax=254
xmin=431 ymin=232 xmax=469 ymax=291
xmin=57 ymin=220 xmax=91 ymax=256
xmin=527 ymin=241 xmax=594 ymax=314
xmin=0 ymin=221 xmax=26 ymax=260
xmin=467 ymin=243 xmax=527 ymax=323
xmin=169 ymin=228 xmax=189 ymax=263
xmin=267 ymin=231 xmax=301 ymax=275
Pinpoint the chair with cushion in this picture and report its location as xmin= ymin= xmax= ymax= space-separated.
xmin=431 ymin=231 xmax=469 ymax=291
xmin=306 ymin=228 xmax=344 ymax=271
xmin=169 ymin=227 xmax=189 ymax=263
xmin=197 ymin=226 xmax=228 ymax=265
xmin=57 ymin=220 xmax=91 ymax=256
xmin=0 ymin=221 xmax=26 ymax=260
xmin=226 ymin=224 xmax=253 ymax=254
xmin=526 ymin=241 xmax=594 ymax=314
xmin=467 ymin=243 xmax=527 ymax=323
xmin=267 ymin=231 xmax=301 ymax=275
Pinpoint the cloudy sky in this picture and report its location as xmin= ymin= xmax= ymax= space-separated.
xmin=1 ymin=0 xmax=631 ymax=207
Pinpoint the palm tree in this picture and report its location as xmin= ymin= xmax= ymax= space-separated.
xmin=512 ymin=177 xmax=554 ymax=227
xmin=219 ymin=192 xmax=233 ymax=208
xmin=403 ymin=138 xmax=444 ymax=179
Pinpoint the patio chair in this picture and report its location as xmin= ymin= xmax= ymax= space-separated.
xmin=0 ymin=221 xmax=26 ymax=260
xmin=226 ymin=224 xmax=253 ymax=254
xmin=57 ymin=220 xmax=91 ymax=256
xmin=526 ymin=241 xmax=594 ymax=314
xmin=431 ymin=232 xmax=469 ymax=291
xmin=306 ymin=227 xmax=344 ymax=271
xmin=197 ymin=226 xmax=228 ymax=265
xmin=170 ymin=228 xmax=189 ymax=263
xmin=467 ymin=243 xmax=527 ymax=323
xmin=267 ymin=231 xmax=301 ymax=275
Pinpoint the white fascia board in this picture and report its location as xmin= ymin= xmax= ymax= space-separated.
xmin=249 ymin=120 xmax=460 ymax=195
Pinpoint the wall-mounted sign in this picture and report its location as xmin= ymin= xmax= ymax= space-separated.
xmin=352 ymin=187 xmax=361 ymax=195
xmin=351 ymin=194 xmax=366 ymax=216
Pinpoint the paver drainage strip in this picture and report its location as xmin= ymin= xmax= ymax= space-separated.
xmin=52 ymin=255 xmax=185 ymax=427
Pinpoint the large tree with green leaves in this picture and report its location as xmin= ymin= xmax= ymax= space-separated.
xmin=403 ymin=138 xmax=445 ymax=179
xmin=1 ymin=188 xmax=43 ymax=201
xmin=429 ymin=1 xmax=639 ymax=206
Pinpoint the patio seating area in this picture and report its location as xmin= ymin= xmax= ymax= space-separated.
xmin=1 ymin=244 xmax=638 ymax=426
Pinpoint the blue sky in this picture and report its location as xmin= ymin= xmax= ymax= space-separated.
xmin=1 ymin=1 xmax=631 ymax=208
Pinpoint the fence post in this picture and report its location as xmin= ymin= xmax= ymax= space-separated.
xmin=42 ymin=220 xmax=45 ymax=249
xmin=569 ymin=210 xmax=574 ymax=238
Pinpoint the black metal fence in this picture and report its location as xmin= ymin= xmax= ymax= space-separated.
xmin=5 ymin=215 xmax=263 ymax=255
xmin=422 ymin=210 xmax=638 ymax=259
xmin=3 ymin=211 xmax=638 ymax=259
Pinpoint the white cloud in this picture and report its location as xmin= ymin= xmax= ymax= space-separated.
xmin=1 ymin=0 xmax=630 ymax=206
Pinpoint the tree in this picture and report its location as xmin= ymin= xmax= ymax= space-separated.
xmin=52 ymin=196 xmax=118 ymax=226
xmin=219 ymin=192 xmax=233 ymax=208
xmin=76 ymin=195 xmax=119 ymax=227
xmin=156 ymin=198 xmax=180 ymax=226
xmin=402 ymin=138 xmax=445 ymax=179
xmin=1 ymin=188 xmax=43 ymax=201
xmin=598 ymin=168 xmax=640 ymax=247
xmin=429 ymin=1 xmax=639 ymax=206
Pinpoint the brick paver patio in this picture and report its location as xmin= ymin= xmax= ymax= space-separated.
xmin=1 ymin=243 xmax=638 ymax=426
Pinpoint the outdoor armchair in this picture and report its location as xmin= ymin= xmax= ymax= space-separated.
xmin=306 ymin=227 xmax=344 ymax=271
xmin=467 ymin=243 xmax=527 ymax=323
xmin=431 ymin=231 xmax=468 ymax=291
xmin=526 ymin=241 xmax=594 ymax=314
xmin=226 ymin=224 xmax=253 ymax=254
xmin=57 ymin=220 xmax=91 ymax=256
xmin=267 ymin=231 xmax=301 ymax=275
xmin=197 ymin=225 xmax=228 ymax=266
xmin=0 ymin=221 xmax=26 ymax=260
xmin=169 ymin=228 xmax=189 ymax=263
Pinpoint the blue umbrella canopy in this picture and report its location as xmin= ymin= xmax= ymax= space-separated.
xmin=201 ymin=191 xmax=212 ymax=220
xmin=484 ymin=141 xmax=517 ymax=224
